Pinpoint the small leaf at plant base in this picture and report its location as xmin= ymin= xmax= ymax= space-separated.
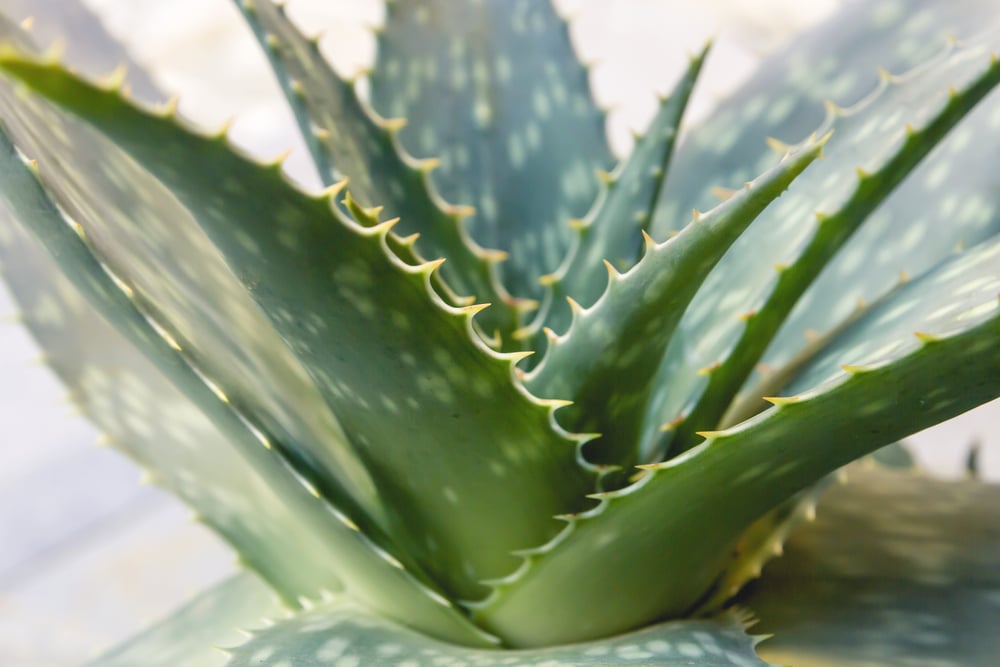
xmin=746 ymin=466 xmax=1000 ymax=666
xmin=369 ymin=0 xmax=615 ymax=300
xmin=223 ymin=595 xmax=768 ymax=667
xmin=90 ymin=574 xmax=283 ymax=667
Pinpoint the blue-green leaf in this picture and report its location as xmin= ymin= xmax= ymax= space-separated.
xmin=369 ymin=0 xmax=614 ymax=301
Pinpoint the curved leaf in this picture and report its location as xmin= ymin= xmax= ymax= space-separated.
xmin=645 ymin=24 xmax=1000 ymax=460
xmin=90 ymin=574 xmax=283 ymax=667
xmin=0 ymin=127 xmax=498 ymax=647
xmin=0 ymin=56 xmax=600 ymax=599
xmin=224 ymin=595 xmax=768 ymax=666
xmin=474 ymin=235 xmax=1000 ymax=646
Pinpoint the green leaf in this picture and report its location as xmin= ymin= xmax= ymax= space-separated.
xmin=369 ymin=0 xmax=614 ymax=301
xmin=650 ymin=0 xmax=997 ymax=237
xmin=474 ymin=235 xmax=1000 ymax=647
xmin=223 ymin=595 xmax=768 ymax=666
xmin=746 ymin=466 xmax=1000 ymax=667
xmin=524 ymin=45 xmax=708 ymax=344
xmin=89 ymin=574 xmax=283 ymax=667
xmin=646 ymin=25 xmax=1000 ymax=459
xmin=524 ymin=137 xmax=825 ymax=468
xmin=232 ymin=0 xmax=524 ymax=342
xmin=0 ymin=56 xmax=599 ymax=600
xmin=0 ymin=126 xmax=498 ymax=647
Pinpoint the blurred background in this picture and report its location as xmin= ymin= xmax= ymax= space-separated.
xmin=0 ymin=0 xmax=996 ymax=664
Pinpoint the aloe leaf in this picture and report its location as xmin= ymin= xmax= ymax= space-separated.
xmin=524 ymin=138 xmax=825 ymax=468
xmin=746 ymin=466 xmax=1000 ymax=666
xmin=0 ymin=129 xmax=499 ymax=648
xmin=0 ymin=56 xmax=600 ymax=600
xmin=651 ymin=0 xmax=997 ymax=236
xmin=89 ymin=574 xmax=283 ymax=667
xmin=232 ymin=0 xmax=523 ymax=342
xmin=525 ymin=45 xmax=708 ymax=344
xmin=369 ymin=0 xmax=614 ymax=300
xmin=223 ymin=595 xmax=768 ymax=666
xmin=646 ymin=26 xmax=1000 ymax=459
xmin=474 ymin=235 xmax=1000 ymax=647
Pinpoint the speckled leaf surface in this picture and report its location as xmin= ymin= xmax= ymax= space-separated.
xmin=369 ymin=0 xmax=614 ymax=301
xmin=0 ymin=17 xmax=389 ymax=534
xmin=0 ymin=128 xmax=498 ymax=647
xmin=223 ymin=597 xmax=768 ymax=667
xmin=233 ymin=0 xmax=522 ymax=342
xmin=747 ymin=466 xmax=1000 ymax=667
xmin=525 ymin=139 xmax=824 ymax=467
xmin=475 ymin=236 xmax=1000 ymax=647
xmin=644 ymin=26 xmax=1000 ymax=460
xmin=650 ymin=0 xmax=996 ymax=236
xmin=526 ymin=46 xmax=707 ymax=344
xmin=0 ymin=57 xmax=600 ymax=601
xmin=90 ymin=573 xmax=283 ymax=667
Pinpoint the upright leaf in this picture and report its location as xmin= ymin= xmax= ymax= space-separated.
xmin=369 ymin=0 xmax=614 ymax=300
xmin=233 ymin=0 xmax=524 ymax=342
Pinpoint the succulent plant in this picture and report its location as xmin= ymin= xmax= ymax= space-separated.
xmin=1 ymin=0 xmax=1000 ymax=664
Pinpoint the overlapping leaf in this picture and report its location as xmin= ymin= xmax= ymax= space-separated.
xmin=224 ymin=595 xmax=767 ymax=666
xmin=644 ymin=25 xmax=1000 ymax=460
xmin=0 ymin=55 xmax=601 ymax=600
xmin=747 ymin=466 xmax=1000 ymax=667
xmin=525 ymin=138 xmax=825 ymax=467
xmin=369 ymin=0 xmax=614 ymax=301
xmin=0 ymin=128 xmax=498 ymax=647
xmin=474 ymin=234 xmax=1000 ymax=647
xmin=522 ymin=46 xmax=708 ymax=346
xmin=233 ymin=0 xmax=524 ymax=342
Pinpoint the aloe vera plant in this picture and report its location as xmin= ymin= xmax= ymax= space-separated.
xmin=1 ymin=0 xmax=1000 ymax=664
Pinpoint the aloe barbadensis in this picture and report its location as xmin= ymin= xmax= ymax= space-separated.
xmin=1 ymin=0 xmax=999 ymax=664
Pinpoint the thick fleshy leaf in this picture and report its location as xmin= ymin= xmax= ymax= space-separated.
xmin=0 ymin=128 xmax=498 ymax=647
xmin=369 ymin=0 xmax=614 ymax=300
xmin=0 ymin=56 xmax=599 ymax=599
xmin=474 ymin=237 xmax=1000 ymax=647
xmin=523 ymin=45 xmax=708 ymax=345
xmin=224 ymin=595 xmax=768 ymax=666
xmin=651 ymin=0 xmax=997 ymax=236
xmin=524 ymin=138 xmax=825 ymax=467
xmin=232 ymin=0 xmax=524 ymax=342
xmin=747 ymin=466 xmax=1000 ymax=666
xmin=645 ymin=25 xmax=1000 ymax=460
xmin=90 ymin=574 xmax=283 ymax=667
